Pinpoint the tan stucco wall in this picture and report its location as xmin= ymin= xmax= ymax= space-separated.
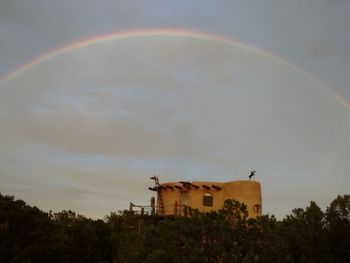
xmin=156 ymin=180 xmax=262 ymax=218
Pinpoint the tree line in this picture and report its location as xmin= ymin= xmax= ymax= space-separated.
xmin=0 ymin=193 xmax=349 ymax=263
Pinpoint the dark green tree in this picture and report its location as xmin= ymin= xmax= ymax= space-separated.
xmin=325 ymin=195 xmax=350 ymax=262
xmin=3 ymin=191 xmax=350 ymax=263
xmin=0 ymin=194 xmax=65 ymax=263
xmin=281 ymin=201 xmax=331 ymax=262
xmin=52 ymin=210 xmax=112 ymax=263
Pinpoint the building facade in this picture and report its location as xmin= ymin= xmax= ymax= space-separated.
xmin=151 ymin=180 xmax=262 ymax=218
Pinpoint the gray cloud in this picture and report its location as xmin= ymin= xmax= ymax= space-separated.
xmin=1 ymin=1 xmax=350 ymax=219
xmin=1 ymin=37 xmax=349 ymax=218
xmin=1 ymin=0 xmax=349 ymax=100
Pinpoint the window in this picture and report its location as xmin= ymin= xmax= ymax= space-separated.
xmin=254 ymin=204 xmax=261 ymax=213
xmin=203 ymin=193 xmax=213 ymax=207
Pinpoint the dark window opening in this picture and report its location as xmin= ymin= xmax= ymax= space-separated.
xmin=203 ymin=193 xmax=213 ymax=207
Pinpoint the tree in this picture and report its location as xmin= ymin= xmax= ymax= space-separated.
xmin=325 ymin=195 xmax=350 ymax=262
xmin=281 ymin=201 xmax=331 ymax=262
xmin=52 ymin=210 xmax=112 ymax=263
xmin=3 ymin=192 xmax=350 ymax=263
xmin=0 ymin=194 xmax=65 ymax=262
xmin=242 ymin=215 xmax=291 ymax=263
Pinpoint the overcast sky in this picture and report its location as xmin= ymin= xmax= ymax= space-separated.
xmin=0 ymin=0 xmax=349 ymax=219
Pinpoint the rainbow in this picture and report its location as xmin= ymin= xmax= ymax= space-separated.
xmin=0 ymin=28 xmax=349 ymax=110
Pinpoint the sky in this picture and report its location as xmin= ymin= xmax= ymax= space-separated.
xmin=0 ymin=0 xmax=349 ymax=219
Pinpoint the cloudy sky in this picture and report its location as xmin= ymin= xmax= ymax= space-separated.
xmin=0 ymin=0 xmax=349 ymax=219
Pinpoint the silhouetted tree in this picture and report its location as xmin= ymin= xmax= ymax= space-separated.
xmin=326 ymin=195 xmax=350 ymax=262
xmin=0 ymin=194 xmax=65 ymax=262
xmin=2 ymin=192 xmax=350 ymax=263
xmin=281 ymin=201 xmax=331 ymax=262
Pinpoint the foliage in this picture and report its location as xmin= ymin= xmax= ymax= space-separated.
xmin=0 ymin=194 xmax=111 ymax=263
xmin=325 ymin=195 xmax=350 ymax=262
xmin=0 ymin=194 xmax=63 ymax=262
xmin=1 ymin=192 xmax=350 ymax=262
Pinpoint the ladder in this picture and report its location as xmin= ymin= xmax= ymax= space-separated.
xmin=151 ymin=176 xmax=165 ymax=215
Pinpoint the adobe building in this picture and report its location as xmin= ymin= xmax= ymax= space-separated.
xmin=149 ymin=178 xmax=262 ymax=218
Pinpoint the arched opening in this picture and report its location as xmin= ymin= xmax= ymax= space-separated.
xmin=254 ymin=204 xmax=261 ymax=213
